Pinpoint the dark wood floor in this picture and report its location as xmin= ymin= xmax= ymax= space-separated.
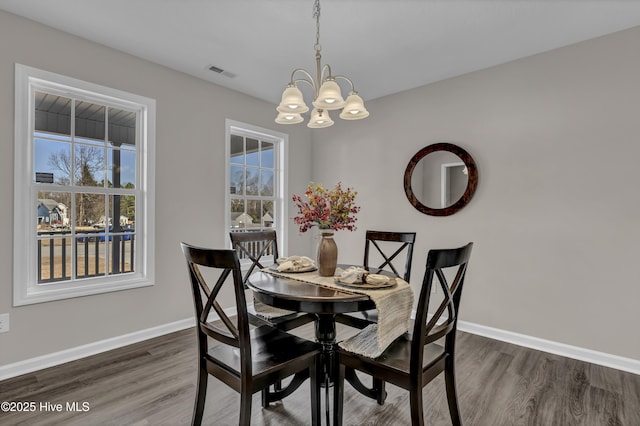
xmin=1 ymin=323 xmax=639 ymax=426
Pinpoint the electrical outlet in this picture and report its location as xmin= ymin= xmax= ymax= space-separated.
xmin=0 ymin=313 xmax=9 ymax=333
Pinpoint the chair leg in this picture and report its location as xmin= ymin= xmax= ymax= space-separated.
xmin=239 ymin=386 xmax=252 ymax=426
xmin=444 ymin=356 xmax=463 ymax=426
xmin=261 ymin=379 xmax=286 ymax=408
xmin=333 ymin=363 xmax=345 ymax=426
xmin=192 ymin=365 xmax=208 ymax=426
xmin=310 ymin=355 xmax=321 ymax=426
xmin=409 ymin=387 xmax=424 ymax=426
xmin=374 ymin=378 xmax=387 ymax=405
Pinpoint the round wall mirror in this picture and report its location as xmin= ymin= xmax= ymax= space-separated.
xmin=404 ymin=143 xmax=478 ymax=216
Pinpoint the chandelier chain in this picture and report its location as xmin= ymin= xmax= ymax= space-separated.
xmin=313 ymin=0 xmax=321 ymax=52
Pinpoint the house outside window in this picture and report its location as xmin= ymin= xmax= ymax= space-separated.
xmin=225 ymin=120 xmax=288 ymax=261
xmin=13 ymin=64 xmax=156 ymax=306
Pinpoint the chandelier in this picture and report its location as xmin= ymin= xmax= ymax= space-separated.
xmin=275 ymin=0 xmax=369 ymax=128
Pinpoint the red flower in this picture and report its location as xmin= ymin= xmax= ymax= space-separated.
xmin=292 ymin=182 xmax=360 ymax=233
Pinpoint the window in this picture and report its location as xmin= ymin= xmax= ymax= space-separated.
xmin=225 ymin=120 xmax=288 ymax=260
xmin=13 ymin=64 xmax=155 ymax=305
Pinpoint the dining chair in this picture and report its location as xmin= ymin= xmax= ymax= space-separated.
xmin=336 ymin=230 xmax=416 ymax=330
xmin=333 ymin=242 xmax=473 ymax=426
xmin=229 ymin=230 xmax=315 ymax=332
xmin=335 ymin=230 xmax=416 ymax=405
xmin=181 ymin=243 xmax=321 ymax=426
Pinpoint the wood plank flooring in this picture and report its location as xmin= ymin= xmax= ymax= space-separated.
xmin=1 ymin=324 xmax=638 ymax=425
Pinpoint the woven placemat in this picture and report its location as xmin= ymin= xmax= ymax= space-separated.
xmin=251 ymin=298 xmax=298 ymax=319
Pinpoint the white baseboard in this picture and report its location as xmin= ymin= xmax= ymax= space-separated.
xmin=0 ymin=307 xmax=239 ymax=382
xmin=0 ymin=318 xmax=195 ymax=381
xmin=1 ymin=309 xmax=637 ymax=381
xmin=457 ymin=320 xmax=640 ymax=376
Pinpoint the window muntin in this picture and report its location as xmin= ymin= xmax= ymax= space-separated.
xmin=14 ymin=64 xmax=155 ymax=305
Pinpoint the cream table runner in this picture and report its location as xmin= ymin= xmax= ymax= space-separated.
xmin=262 ymin=268 xmax=414 ymax=358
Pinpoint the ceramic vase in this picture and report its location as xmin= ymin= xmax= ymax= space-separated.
xmin=317 ymin=231 xmax=338 ymax=277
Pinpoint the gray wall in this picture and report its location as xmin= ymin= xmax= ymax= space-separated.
xmin=311 ymin=26 xmax=640 ymax=360
xmin=0 ymin=10 xmax=313 ymax=366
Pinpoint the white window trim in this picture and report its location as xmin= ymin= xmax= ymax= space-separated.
xmin=225 ymin=119 xmax=288 ymax=260
xmin=13 ymin=64 xmax=156 ymax=306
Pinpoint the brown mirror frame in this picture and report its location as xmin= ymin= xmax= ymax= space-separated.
xmin=404 ymin=143 xmax=478 ymax=216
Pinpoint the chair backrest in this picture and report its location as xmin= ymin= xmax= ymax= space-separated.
xmin=363 ymin=230 xmax=416 ymax=282
xmin=229 ymin=230 xmax=279 ymax=287
xmin=411 ymin=242 xmax=473 ymax=374
xmin=181 ymin=243 xmax=252 ymax=369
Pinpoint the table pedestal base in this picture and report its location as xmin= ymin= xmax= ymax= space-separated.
xmin=315 ymin=314 xmax=337 ymax=425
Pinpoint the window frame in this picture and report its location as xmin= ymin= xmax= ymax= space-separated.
xmin=13 ymin=64 xmax=156 ymax=306
xmin=225 ymin=119 xmax=288 ymax=264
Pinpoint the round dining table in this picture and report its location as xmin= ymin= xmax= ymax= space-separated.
xmin=247 ymin=266 xmax=382 ymax=425
xmin=247 ymin=267 xmax=375 ymax=348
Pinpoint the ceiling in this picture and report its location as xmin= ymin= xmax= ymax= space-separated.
xmin=2 ymin=0 xmax=640 ymax=107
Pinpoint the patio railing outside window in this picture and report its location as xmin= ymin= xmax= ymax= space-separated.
xmin=37 ymin=229 xmax=135 ymax=283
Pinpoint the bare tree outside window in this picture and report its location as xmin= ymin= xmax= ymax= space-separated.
xmin=48 ymin=145 xmax=105 ymax=226
xmin=47 ymin=145 xmax=103 ymax=185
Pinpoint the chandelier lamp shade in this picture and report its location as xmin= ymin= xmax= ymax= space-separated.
xmin=275 ymin=0 xmax=369 ymax=128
